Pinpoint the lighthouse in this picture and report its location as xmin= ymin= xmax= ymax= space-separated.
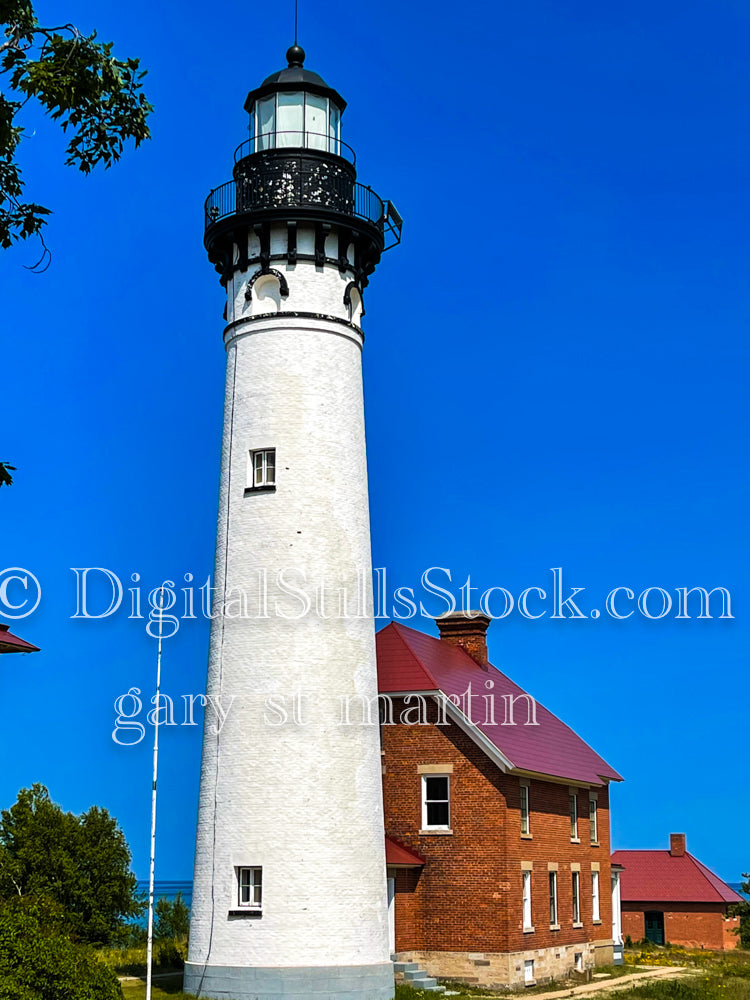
xmin=185 ymin=45 xmax=401 ymax=1000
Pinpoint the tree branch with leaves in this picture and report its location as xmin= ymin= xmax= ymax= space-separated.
xmin=0 ymin=0 xmax=152 ymax=258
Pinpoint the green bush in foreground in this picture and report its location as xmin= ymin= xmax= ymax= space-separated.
xmin=0 ymin=899 xmax=122 ymax=1000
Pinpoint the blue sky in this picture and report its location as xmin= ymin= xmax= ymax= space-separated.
xmin=1 ymin=0 xmax=748 ymax=882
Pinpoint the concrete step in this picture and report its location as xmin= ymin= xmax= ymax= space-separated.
xmin=409 ymin=976 xmax=443 ymax=991
xmin=394 ymin=962 xmax=420 ymax=974
xmin=404 ymin=968 xmax=429 ymax=980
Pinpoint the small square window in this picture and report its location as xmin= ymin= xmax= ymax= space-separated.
xmin=237 ymin=866 xmax=262 ymax=908
xmin=422 ymin=774 xmax=450 ymax=829
xmin=247 ymin=449 xmax=276 ymax=491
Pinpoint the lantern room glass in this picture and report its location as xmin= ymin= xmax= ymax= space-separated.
xmin=252 ymin=92 xmax=342 ymax=154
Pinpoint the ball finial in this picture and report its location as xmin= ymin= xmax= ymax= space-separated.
xmin=286 ymin=44 xmax=305 ymax=67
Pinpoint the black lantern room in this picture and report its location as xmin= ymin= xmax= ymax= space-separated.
xmin=204 ymin=46 xmax=402 ymax=288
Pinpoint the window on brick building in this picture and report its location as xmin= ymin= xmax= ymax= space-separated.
xmin=520 ymin=782 xmax=530 ymax=836
xmin=572 ymin=871 xmax=581 ymax=925
xmin=570 ymin=792 xmax=578 ymax=840
xmin=422 ymin=775 xmax=450 ymax=830
xmin=589 ymin=795 xmax=598 ymax=843
xmin=592 ymin=870 xmax=600 ymax=922
xmin=522 ymin=871 xmax=533 ymax=931
xmin=549 ymin=871 xmax=558 ymax=926
xmin=247 ymin=448 xmax=276 ymax=490
xmin=237 ymin=866 xmax=262 ymax=909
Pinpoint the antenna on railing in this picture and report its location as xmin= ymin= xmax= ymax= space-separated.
xmin=294 ymin=0 xmax=298 ymax=45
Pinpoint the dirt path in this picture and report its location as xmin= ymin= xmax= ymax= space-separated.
xmin=510 ymin=965 xmax=689 ymax=1000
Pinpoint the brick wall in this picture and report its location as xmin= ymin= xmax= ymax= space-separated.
xmin=621 ymin=903 xmax=739 ymax=950
xmin=382 ymin=697 xmax=613 ymax=961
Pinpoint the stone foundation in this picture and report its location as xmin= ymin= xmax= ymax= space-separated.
xmin=397 ymin=940 xmax=614 ymax=989
xmin=183 ymin=961 xmax=394 ymax=1000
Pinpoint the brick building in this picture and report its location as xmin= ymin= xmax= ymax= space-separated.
xmin=378 ymin=613 xmax=623 ymax=989
xmin=612 ymin=834 xmax=742 ymax=950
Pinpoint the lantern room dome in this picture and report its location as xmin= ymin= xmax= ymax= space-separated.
xmin=244 ymin=45 xmax=347 ymax=113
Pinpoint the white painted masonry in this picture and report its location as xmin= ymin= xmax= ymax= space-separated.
xmin=186 ymin=242 xmax=391 ymax=994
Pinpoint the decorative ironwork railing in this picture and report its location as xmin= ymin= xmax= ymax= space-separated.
xmin=205 ymin=177 xmax=384 ymax=229
xmin=204 ymin=151 xmax=403 ymax=250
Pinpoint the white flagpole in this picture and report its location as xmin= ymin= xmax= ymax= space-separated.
xmin=146 ymin=585 xmax=166 ymax=1000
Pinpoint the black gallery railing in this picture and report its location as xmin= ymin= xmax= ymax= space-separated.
xmin=204 ymin=177 xmax=386 ymax=230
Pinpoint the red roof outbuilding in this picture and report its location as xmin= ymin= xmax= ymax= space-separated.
xmin=612 ymin=848 xmax=743 ymax=904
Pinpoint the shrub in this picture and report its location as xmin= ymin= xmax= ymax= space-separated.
xmin=155 ymin=892 xmax=189 ymax=941
xmin=156 ymin=940 xmax=185 ymax=970
xmin=0 ymin=899 xmax=122 ymax=1000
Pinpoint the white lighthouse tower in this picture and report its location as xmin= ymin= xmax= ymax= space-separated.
xmin=185 ymin=45 xmax=402 ymax=1000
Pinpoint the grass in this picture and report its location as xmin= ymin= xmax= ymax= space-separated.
xmin=598 ymin=945 xmax=750 ymax=1000
xmin=111 ymin=945 xmax=750 ymax=1000
xmin=120 ymin=973 xmax=189 ymax=999
xmin=98 ymin=940 xmax=187 ymax=976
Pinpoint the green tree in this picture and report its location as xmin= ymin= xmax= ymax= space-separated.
xmin=1 ymin=0 xmax=151 ymax=251
xmin=0 ymin=784 xmax=144 ymax=945
xmin=729 ymin=872 xmax=750 ymax=949
xmin=0 ymin=897 xmax=123 ymax=1000
xmin=154 ymin=890 xmax=190 ymax=941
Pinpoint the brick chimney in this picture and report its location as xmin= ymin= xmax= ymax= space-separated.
xmin=435 ymin=611 xmax=491 ymax=669
xmin=669 ymin=833 xmax=686 ymax=857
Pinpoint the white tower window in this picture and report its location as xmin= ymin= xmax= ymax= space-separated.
xmin=237 ymin=866 xmax=262 ymax=908
xmin=247 ymin=449 xmax=276 ymax=491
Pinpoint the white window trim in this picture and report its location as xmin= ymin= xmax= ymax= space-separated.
xmin=248 ymin=448 xmax=276 ymax=490
xmin=522 ymin=870 xmax=534 ymax=932
xmin=589 ymin=794 xmax=599 ymax=844
xmin=237 ymin=866 xmax=262 ymax=909
xmin=572 ymin=870 xmax=581 ymax=926
xmin=549 ymin=870 xmax=558 ymax=927
xmin=570 ymin=792 xmax=579 ymax=841
xmin=520 ymin=781 xmax=531 ymax=837
xmin=592 ymin=870 xmax=601 ymax=923
xmin=421 ymin=773 xmax=451 ymax=832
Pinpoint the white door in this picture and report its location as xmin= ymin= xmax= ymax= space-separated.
xmin=387 ymin=875 xmax=396 ymax=955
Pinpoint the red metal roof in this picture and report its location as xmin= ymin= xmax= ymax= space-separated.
xmin=0 ymin=624 xmax=39 ymax=654
xmin=385 ymin=835 xmax=425 ymax=867
xmin=611 ymin=850 xmax=743 ymax=904
xmin=376 ymin=621 xmax=622 ymax=787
